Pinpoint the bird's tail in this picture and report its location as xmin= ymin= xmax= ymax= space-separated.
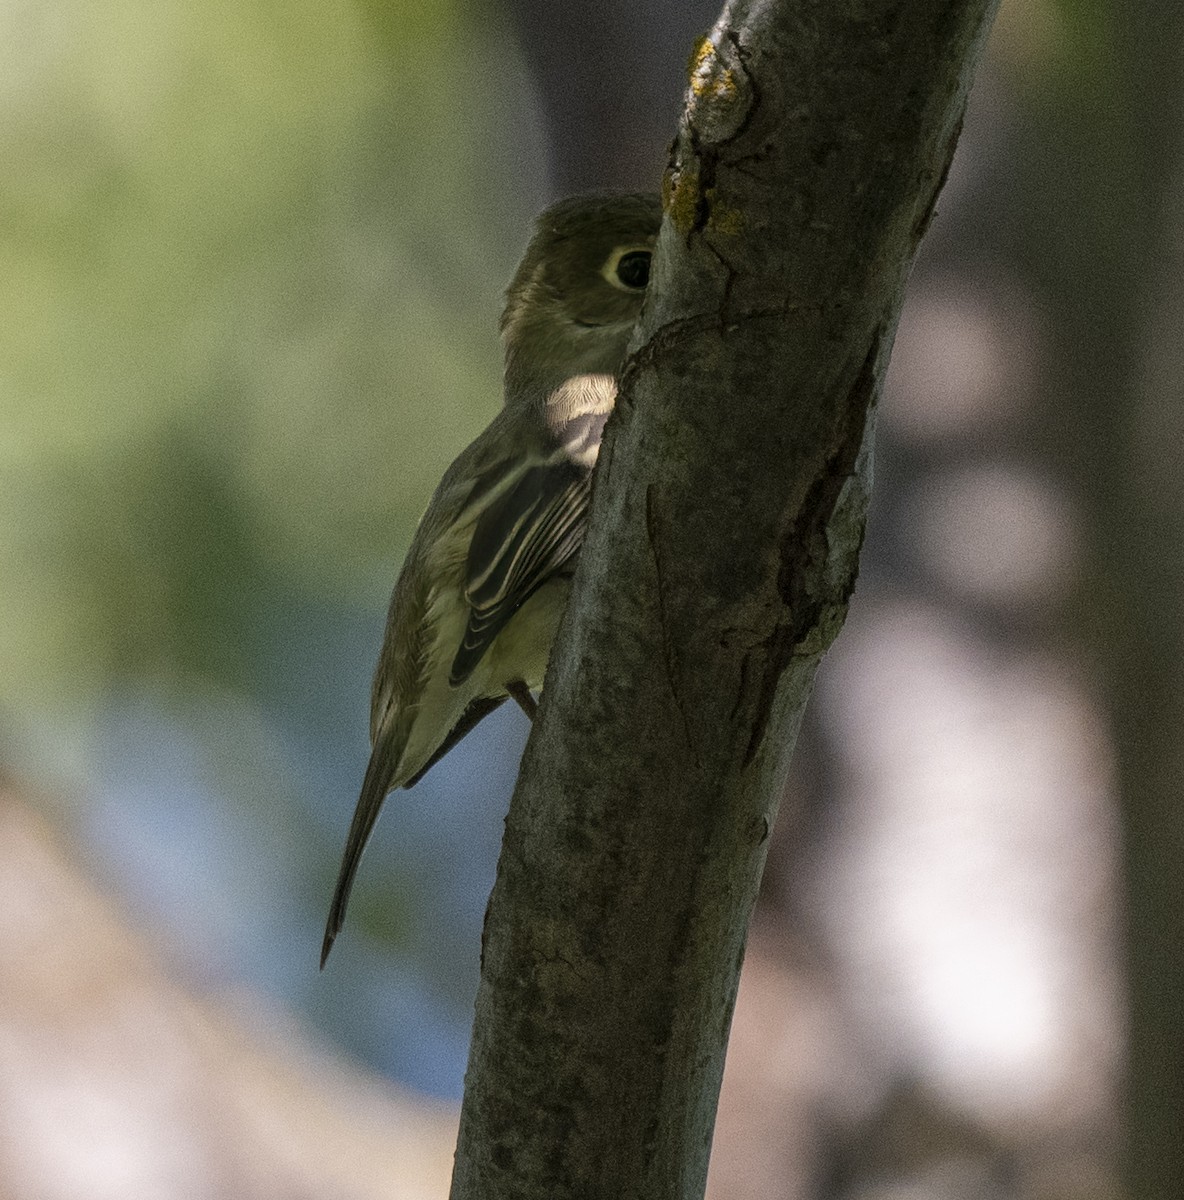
xmin=320 ymin=737 xmax=400 ymax=968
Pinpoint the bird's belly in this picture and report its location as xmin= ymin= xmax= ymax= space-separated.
xmin=396 ymin=576 xmax=570 ymax=786
xmin=477 ymin=576 xmax=571 ymax=695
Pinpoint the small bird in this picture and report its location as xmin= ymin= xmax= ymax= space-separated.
xmin=321 ymin=192 xmax=662 ymax=966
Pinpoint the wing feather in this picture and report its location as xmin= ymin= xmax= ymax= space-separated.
xmin=449 ymin=459 xmax=590 ymax=685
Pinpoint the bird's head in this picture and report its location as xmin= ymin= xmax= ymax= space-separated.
xmin=501 ymin=192 xmax=662 ymax=396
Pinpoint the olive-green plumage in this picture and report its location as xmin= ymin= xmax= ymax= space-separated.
xmin=321 ymin=193 xmax=662 ymax=965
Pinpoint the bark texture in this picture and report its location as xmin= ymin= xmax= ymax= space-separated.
xmin=450 ymin=2 xmax=1000 ymax=1197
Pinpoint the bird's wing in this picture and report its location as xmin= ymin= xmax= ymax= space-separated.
xmin=448 ymin=373 xmax=619 ymax=686
xmin=322 ymin=381 xmax=613 ymax=965
xmin=322 ymin=436 xmax=500 ymax=968
xmin=449 ymin=455 xmax=590 ymax=685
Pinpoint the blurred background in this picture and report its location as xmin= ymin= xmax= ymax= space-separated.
xmin=2 ymin=1 xmax=1181 ymax=1197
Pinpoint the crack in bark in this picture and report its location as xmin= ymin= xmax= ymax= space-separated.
xmin=618 ymin=313 xmax=717 ymax=407
xmin=913 ymin=106 xmax=966 ymax=244
xmin=742 ymin=323 xmax=882 ymax=767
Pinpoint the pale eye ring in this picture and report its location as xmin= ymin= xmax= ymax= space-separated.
xmin=602 ymin=245 xmax=653 ymax=292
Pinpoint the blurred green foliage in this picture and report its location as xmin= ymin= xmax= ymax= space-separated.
xmin=0 ymin=0 xmax=539 ymax=714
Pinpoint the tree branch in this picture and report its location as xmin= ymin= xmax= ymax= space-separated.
xmin=450 ymin=2 xmax=1000 ymax=1197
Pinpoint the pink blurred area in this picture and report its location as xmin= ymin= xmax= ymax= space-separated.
xmin=0 ymin=791 xmax=456 ymax=1200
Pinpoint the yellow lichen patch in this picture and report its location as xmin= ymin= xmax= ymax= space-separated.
xmin=661 ymin=167 xmax=676 ymax=211
xmin=664 ymin=162 xmax=701 ymax=238
xmin=688 ymin=36 xmax=738 ymax=104
xmin=700 ymin=190 xmax=743 ymax=237
xmin=687 ymin=35 xmax=711 ymax=78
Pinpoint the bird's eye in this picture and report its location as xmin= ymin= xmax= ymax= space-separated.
xmin=615 ymin=250 xmax=651 ymax=290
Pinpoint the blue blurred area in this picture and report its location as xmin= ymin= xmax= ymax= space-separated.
xmin=81 ymin=602 xmax=528 ymax=1099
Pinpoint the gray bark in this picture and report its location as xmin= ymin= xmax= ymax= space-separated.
xmin=449 ymin=2 xmax=1000 ymax=1198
